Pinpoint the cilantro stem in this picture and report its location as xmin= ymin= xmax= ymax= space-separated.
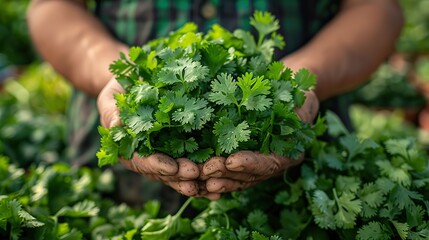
xmin=237 ymin=105 xmax=242 ymax=118
xmin=257 ymin=34 xmax=264 ymax=47
xmin=223 ymin=213 xmax=230 ymax=229
xmin=332 ymin=188 xmax=340 ymax=207
xmin=174 ymin=197 xmax=193 ymax=217
xmin=229 ymin=94 xmax=241 ymax=118
xmin=261 ymin=111 xmax=275 ymax=152
xmin=268 ymin=110 xmax=274 ymax=135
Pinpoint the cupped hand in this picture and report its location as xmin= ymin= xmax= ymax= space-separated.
xmin=119 ymin=153 xmax=201 ymax=197
xmin=97 ymin=78 xmax=124 ymax=128
xmin=97 ymin=78 xmax=205 ymax=197
xmin=200 ymin=91 xmax=319 ymax=194
xmin=200 ymin=151 xmax=302 ymax=193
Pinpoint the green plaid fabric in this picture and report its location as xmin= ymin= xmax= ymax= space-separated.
xmin=95 ymin=0 xmax=339 ymax=55
xmin=66 ymin=0 xmax=348 ymax=208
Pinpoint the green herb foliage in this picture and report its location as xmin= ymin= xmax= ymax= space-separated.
xmin=174 ymin=111 xmax=429 ymax=239
xmin=97 ymin=11 xmax=316 ymax=165
xmin=1 ymin=107 xmax=429 ymax=239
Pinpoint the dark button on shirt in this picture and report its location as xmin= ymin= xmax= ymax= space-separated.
xmin=201 ymin=2 xmax=217 ymax=19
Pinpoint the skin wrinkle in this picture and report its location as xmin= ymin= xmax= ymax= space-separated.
xmin=176 ymin=181 xmax=198 ymax=196
xmin=119 ymin=157 xmax=140 ymax=173
xmin=206 ymin=178 xmax=256 ymax=193
xmin=247 ymin=175 xmax=256 ymax=182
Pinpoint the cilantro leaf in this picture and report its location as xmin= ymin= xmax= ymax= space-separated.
xmin=208 ymin=73 xmax=238 ymax=107
xmin=118 ymin=134 xmax=139 ymax=160
xmin=359 ymin=183 xmax=385 ymax=209
xmin=55 ymin=200 xmax=100 ymax=217
xmin=247 ymin=210 xmax=272 ymax=236
xmin=237 ymin=72 xmax=272 ymax=111
xmin=109 ymin=52 xmax=133 ymax=77
xmin=340 ymin=134 xmax=378 ymax=161
xmin=130 ymin=82 xmax=159 ymax=104
xmin=167 ymin=137 xmax=198 ymax=158
xmin=335 ymin=176 xmax=361 ymax=193
xmin=201 ymin=44 xmax=230 ymax=76
xmin=326 ymin=110 xmax=349 ymax=137
xmin=376 ymin=159 xmax=411 ymax=187
xmin=156 ymin=57 xmax=209 ymax=87
xmin=391 ymin=220 xmax=409 ymax=240
xmin=179 ymin=32 xmax=202 ymax=48
xmin=313 ymin=190 xmax=335 ymax=214
xmin=125 ymin=106 xmax=154 ymax=134
xmin=97 ymin=126 xmax=119 ymax=166
xmin=171 ymin=96 xmax=213 ymax=131
xmin=333 ymin=190 xmax=362 ymax=229
xmin=233 ymin=29 xmax=257 ymax=55
xmin=129 ymin=46 xmax=143 ymax=63
xmin=390 ymin=185 xmax=423 ymax=210
xmin=249 ymin=56 xmax=268 ymax=76
xmin=213 ymin=117 xmax=251 ymax=154
xmin=188 ymin=148 xmax=214 ymax=163
xmin=250 ymin=11 xmax=280 ymax=43
xmin=356 ymin=222 xmax=390 ymax=240
xmin=278 ymin=209 xmax=311 ymax=239
xmin=265 ymin=61 xmax=285 ymax=80
xmin=294 ymin=68 xmax=317 ymax=91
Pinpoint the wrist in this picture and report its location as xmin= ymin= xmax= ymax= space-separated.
xmin=85 ymin=41 xmax=129 ymax=96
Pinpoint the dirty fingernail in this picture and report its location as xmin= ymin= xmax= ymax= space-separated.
xmin=226 ymin=160 xmax=245 ymax=171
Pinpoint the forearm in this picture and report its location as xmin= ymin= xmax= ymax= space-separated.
xmin=283 ymin=0 xmax=404 ymax=101
xmin=27 ymin=0 xmax=128 ymax=96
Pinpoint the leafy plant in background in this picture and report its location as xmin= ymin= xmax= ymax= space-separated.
xmin=4 ymin=109 xmax=429 ymax=239
xmin=397 ymin=0 xmax=429 ymax=54
xmin=3 ymin=63 xmax=72 ymax=114
xmin=348 ymin=0 xmax=429 ymax=124
xmin=0 ymin=152 xmax=158 ymax=240
xmin=349 ymin=105 xmax=420 ymax=142
xmin=306 ymin=112 xmax=429 ymax=239
xmin=416 ymin=57 xmax=429 ymax=82
xmin=0 ymin=0 xmax=37 ymax=68
xmin=140 ymin=112 xmax=429 ymax=239
xmin=0 ymin=63 xmax=71 ymax=167
xmin=350 ymin=63 xmax=425 ymax=109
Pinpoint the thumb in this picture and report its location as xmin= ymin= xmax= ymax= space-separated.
xmin=295 ymin=91 xmax=319 ymax=124
xmin=97 ymin=78 xmax=124 ymax=128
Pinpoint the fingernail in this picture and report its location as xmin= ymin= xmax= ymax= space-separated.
xmin=226 ymin=160 xmax=244 ymax=171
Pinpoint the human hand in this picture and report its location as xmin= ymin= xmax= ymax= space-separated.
xmin=200 ymin=152 xmax=302 ymax=193
xmin=119 ymin=153 xmax=201 ymax=197
xmin=97 ymin=78 xmax=204 ymax=197
xmin=200 ymin=91 xmax=319 ymax=194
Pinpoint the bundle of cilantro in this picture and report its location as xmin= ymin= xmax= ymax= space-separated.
xmin=97 ymin=11 xmax=317 ymax=166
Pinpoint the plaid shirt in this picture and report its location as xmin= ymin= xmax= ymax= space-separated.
xmin=67 ymin=0 xmax=349 ymax=207
xmin=95 ymin=0 xmax=339 ymax=55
